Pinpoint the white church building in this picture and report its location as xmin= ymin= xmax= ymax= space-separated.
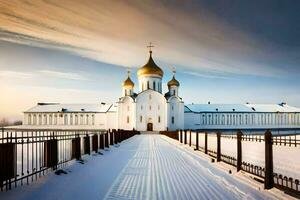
xmin=23 ymin=49 xmax=300 ymax=131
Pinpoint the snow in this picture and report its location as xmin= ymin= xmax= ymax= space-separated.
xmin=185 ymin=103 xmax=300 ymax=113
xmin=185 ymin=132 xmax=300 ymax=180
xmin=25 ymin=103 xmax=115 ymax=113
xmin=0 ymin=134 xmax=292 ymax=200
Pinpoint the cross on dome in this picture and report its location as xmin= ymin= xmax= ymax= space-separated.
xmin=147 ymin=42 xmax=154 ymax=55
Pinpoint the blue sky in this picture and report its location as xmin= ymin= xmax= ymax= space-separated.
xmin=0 ymin=0 xmax=299 ymax=120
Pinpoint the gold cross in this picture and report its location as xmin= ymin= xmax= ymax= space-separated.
xmin=147 ymin=42 xmax=154 ymax=52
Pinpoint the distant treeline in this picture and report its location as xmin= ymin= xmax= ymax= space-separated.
xmin=0 ymin=118 xmax=22 ymax=127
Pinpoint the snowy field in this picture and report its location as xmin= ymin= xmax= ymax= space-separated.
xmin=184 ymin=132 xmax=300 ymax=180
xmin=0 ymin=134 xmax=290 ymax=200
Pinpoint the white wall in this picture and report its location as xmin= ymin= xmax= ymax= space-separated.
xmin=135 ymin=90 xmax=167 ymax=131
xmin=118 ymin=96 xmax=135 ymax=130
xmin=167 ymin=96 xmax=184 ymax=131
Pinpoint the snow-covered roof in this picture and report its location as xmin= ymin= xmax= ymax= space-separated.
xmin=185 ymin=103 xmax=300 ymax=113
xmin=25 ymin=103 xmax=114 ymax=113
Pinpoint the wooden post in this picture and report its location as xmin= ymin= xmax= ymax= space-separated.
xmin=264 ymin=130 xmax=274 ymax=189
xmin=100 ymin=133 xmax=104 ymax=149
xmin=204 ymin=132 xmax=208 ymax=154
xmin=105 ymin=131 xmax=109 ymax=148
xmin=237 ymin=130 xmax=243 ymax=171
xmin=217 ymin=132 xmax=221 ymax=162
xmin=194 ymin=131 xmax=199 ymax=150
xmin=184 ymin=130 xmax=187 ymax=145
xmin=189 ymin=130 xmax=192 ymax=146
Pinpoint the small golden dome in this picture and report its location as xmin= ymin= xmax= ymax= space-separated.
xmin=122 ymin=77 xmax=134 ymax=88
xmin=168 ymin=75 xmax=180 ymax=87
xmin=137 ymin=52 xmax=164 ymax=77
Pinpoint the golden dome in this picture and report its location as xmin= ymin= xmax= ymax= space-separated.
xmin=122 ymin=77 xmax=134 ymax=88
xmin=137 ymin=51 xmax=164 ymax=77
xmin=167 ymin=75 xmax=180 ymax=87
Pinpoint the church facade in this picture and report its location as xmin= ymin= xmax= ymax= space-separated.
xmin=22 ymin=49 xmax=300 ymax=131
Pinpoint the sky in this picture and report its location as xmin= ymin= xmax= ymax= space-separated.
xmin=0 ymin=0 xmax=300 ymax=120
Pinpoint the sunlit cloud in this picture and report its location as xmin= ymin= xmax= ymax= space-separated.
xmin=39 ymin=70 xmax=87 ymax=81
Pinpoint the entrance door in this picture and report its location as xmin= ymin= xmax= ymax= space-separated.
xmin=147 ymin=123 xmax=153 ymax=131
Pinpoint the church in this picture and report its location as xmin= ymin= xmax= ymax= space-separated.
xmin=22 ymin=47 xmax=300 ymax=131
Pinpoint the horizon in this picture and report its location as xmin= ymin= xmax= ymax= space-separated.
xmin=1 ymin=0 xmax=300 ymax=121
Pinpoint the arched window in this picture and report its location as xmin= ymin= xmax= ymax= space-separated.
xmin=39 ymin=114 xmax=42 ymax=125
xmin=70 ymin=114 xmax=73 ymax=125
xmin=127 ymin=116 xmax=130 ymax=123
xmin=147 ymin=81 xmax=149 ymax=89
xmin=149 ymin=105 xmax=152 ymax=110
xmin=75 ymin=115 xmax=78 ymax=125
xmin=86 ymin=115 xmax=89 ymax=125
xmin=33 ymin=114 xmax=37 ymax=125
xmin=142 ymin=83 xmax=144 ymax=91
xmin=173 ymin=90 xmax=176 ymax=96
xmin=28 ymin=114 xmax=32 ymax=125
xmin=140 ymin=116 xmax=142 ymax=123
xmin=92 ymin=115 xmax=95 ymax=125
xmin=153 ymin=81 xmax=156 ymax=91
xmin=80 ymin=115 xmax=84 ymax=125
xmin=49 ymin=114 xmax=52 ymax=125
xmin=54 ymin=115 xmax=57 ymax=125
xmin=171 ymin=116 xmax=174 ymax=124
xmin=158 ymin=116 xmax=161 ymax=123
xmin=64 ymin=114 xmax=68 ymax=125
xmin=44 ymin=114 xmax=47 ymax=125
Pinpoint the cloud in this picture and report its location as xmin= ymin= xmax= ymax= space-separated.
xmin=0 ymin=70 xmax=33 ymax=79
xmin=182 ymin=71 xmax=233 ymax=80
xmin=0 ymin=0 xmax=298 ymax=78
xmin=39 ymin=70 xmax=87 ymax=81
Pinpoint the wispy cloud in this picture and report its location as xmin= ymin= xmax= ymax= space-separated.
xmin=0 ymin=0 xmax=298 ymax=77
xmin=39 ymin=70 xmax=87 ymax=81
xmin=0 ymin=70 xmax=33 ymax=79
xmin=183 ymin=71 xmax=233 ymax=80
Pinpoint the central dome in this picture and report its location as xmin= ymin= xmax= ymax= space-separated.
xmin=137 ymin=51 xmax=164 ymax=77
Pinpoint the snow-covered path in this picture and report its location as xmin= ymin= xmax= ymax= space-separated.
xmin=105 ymin=135 xmax=273 ymax=200
xmin=0 ymin=134 xmax=281 ymax=200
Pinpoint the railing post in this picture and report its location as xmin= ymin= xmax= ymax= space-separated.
xmin=264 ymin=130 xmax=274 ymax=189
xmin=237 ymin=130 xmax=243 ymax=171
xmin=180 ymin=130 xmax=183 ymax=143
xmin=105 ymin=131 xmax=109 ymax=148
xmin=217 ymin=132 xmax=221 ymax=162
xmin=194 ymin=131 xmax=199 ymax=151
xmin=184 ymin=130 xmax=187 ymax=145
xmin=189 ymin=130 xmax=192 ymax=146
xmin=204 ymin=132 xmax=208 ymax=154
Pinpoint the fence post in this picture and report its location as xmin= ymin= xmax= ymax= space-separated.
xmin=264 ymin=130 xmax=274 ymax=189
xmin=205 ymin=132 xmax=208 ymax=154
xmin=189 ymin=130 xmax=192 ymax=146
xmin=194 ymin=131 xmax=199 ymax=151
xmin=184 ymin=130 xmax=187 ymax=145
xmin=237 ymin=130 xmax=243 ymax=172
xmin=217 ymin=132 xmax=221 ymax=162
xmin=180 ymin=130 xmax=183 ymax=143
xmin=105 ymin=131 xmax=109 ymax=148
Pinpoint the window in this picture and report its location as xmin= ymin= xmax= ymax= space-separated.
xmin=33 ymin=114 xmax=37 ymax=125
xmin=149 ymin=105 xmax=152 ymax=110
xmin=142 ymin=83 xmax=144 ymax=91
xmin=39 ymin=114 xmax=42 ymax=125
xmin=153 ymin=81 xmax=156 ymax=90
xmin=173 ymin=90 xmax=175 ymax=96
xmin=158 ymin=116 xmax=161 ymax=123
xmin=158 ymin=105 xmax=160 ymax=110
xmin=171 ymin=105 xmax=174 ymax=111
xmin=141 ymin=105 xmax=143 ymax=110
xmin=92 ymin=115 xmax=95 ymax=125
xmin=125 ymin=90 xmax=127 ymax=96
xmin=80 ymin=115 xmax=84 ymax=125
xmin=127 ymin=116 xmax=130 ymax=123
xmin=70 ymin=115 xmax=73 ymax=125
xmin=147 ymin=81 xmax=149 ymax=89
xmin=43 ymin=114 xmax=47 ymax=125
xmin=140 ymin=116 xmax=142 ymax=123
xmin=149 ymin=94 xmax=151 ymax=100
xmin=86 ymin=115 xmax=89 ymax=125
xmin=28 ymin=114 xmax=32 ymax=125
xmin=75 ymin=115 xmax=78 ymax=125
xmin=171 ymin=116 xmax=174 ymax=124
xmin=54 ymin=115 xmax=57 ymax=125
xmin=64 ymin=114 xmax=68 ymax=125
xmin=49 ymin=114 xmax=52 ymax=125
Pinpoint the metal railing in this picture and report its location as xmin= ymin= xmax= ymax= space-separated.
xmin=0 ymin=128 xmax=139 ymax=191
